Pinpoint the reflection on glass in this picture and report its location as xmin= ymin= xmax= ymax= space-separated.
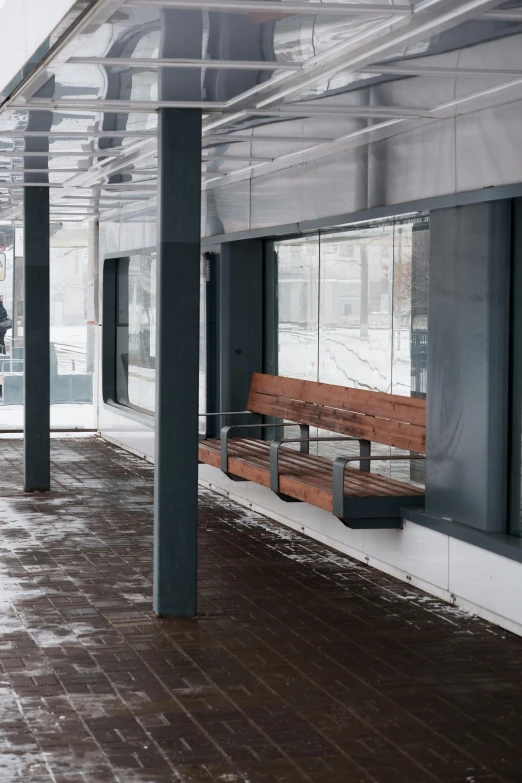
xmin=115 ymin=254 xmax=207 ymax=432
xmin=392 ymin=219 xmax=429 ymax=398
xmin=276 ymin=235 xmax=319 ymax=381
xmin=116 ymin=253 xmax=156 ymax=414
xmin=275 ymin=215 xmax=429 ymax=485
xmin=319 ymin=224 xmax=393 ymax=393
xmin=0 ymin=228 xmax=96 ymax=428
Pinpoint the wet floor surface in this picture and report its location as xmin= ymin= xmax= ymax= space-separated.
xmin=0 ymin=437 xmax=520 ymax=782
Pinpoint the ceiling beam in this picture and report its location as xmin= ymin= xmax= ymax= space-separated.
xmin=212 ymin=0 xmax=506 ymax=125
xmin=481 ymin=9 xmax=522 ymax=21
xmin=6 ymin=168 xmax=87 ymax=174
xmin=0 ymin=150 xmax=121 ymax=158
xmin=246 ymin=104 xmax=432 ymax=118
xmin=0 ymin=130 xmax=156 ymax=139
xmin=203 ymin=133 xmax=334 ymax=143
xmin=0 ymin=182 xmax=65 ymax=188
xmin=68 ymin=56 xmax=301 ymax=71
xmin=365 ymin=64 xmax=522 ymax=78
xmin=92 ymin=184 xmax=158 ymax=191
xmin=432 ymin=76 xmax=522 ymax=113
xmin=203 ymin=117 xmax=404 ymax=189
xmin=124 ymin=0 xmax=411 ymax=16
xmin=11 ymin=99 xmax=227 ymax=113
xmin=202 ymin=153 xmax=273 ymax=161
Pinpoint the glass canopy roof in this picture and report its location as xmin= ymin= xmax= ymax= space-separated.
xmin=0 ymin=0 xmax=520 ymax=223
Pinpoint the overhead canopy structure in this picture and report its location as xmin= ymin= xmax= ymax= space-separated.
xmin=0 ymin=0 xmax=519 ymax=226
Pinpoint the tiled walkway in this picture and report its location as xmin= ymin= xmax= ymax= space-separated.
xmin=0 ymin=437 xmax=520 ymax=782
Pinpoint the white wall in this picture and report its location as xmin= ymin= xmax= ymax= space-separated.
xmin=0 ymin=0 xmax=78 ymax=94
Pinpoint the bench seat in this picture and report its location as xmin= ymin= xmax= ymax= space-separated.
xmin=199 ymin=373 xmax=426 ymax=529
xmin=199 ymin=437 xmax=423 ymax=528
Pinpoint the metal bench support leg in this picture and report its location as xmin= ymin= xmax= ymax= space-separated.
xmin=332 ymin=457 xmax=348 ymax=520
xmin=220 ymin=425 xmax=249 ymax=481
xmin=359 ymin=439 xmax=371 ymax=472
xmin=269 ymin=425 xmax=309 ymax=502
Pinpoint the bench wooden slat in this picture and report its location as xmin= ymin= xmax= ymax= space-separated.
xmin=248 ymin=391 xmax=425 ymax=453
xmin=199 ymin=439 xmax=423 ymax=502
xmin=250 ymin=373 xmax=426 ymax=427
xmin=232 ymin=439 xmax=413 ymax=497
xmin=200 ymin=440 xmax=333 ymax=510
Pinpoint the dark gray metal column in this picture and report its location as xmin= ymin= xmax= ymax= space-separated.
xmin=23 ymin=95 xmax=53 ymax=492
xmin=24 ymin=187 xmax=50 ymax=490
xmin=217 ymin=239 xmax=264 ymax=431
xmin=426 ymin=202 xmax=511 ymax=533
xmin=154 ymin=107 xmax=202 ymax=617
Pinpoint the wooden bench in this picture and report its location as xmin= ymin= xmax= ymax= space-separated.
xmin=199 ymin=373 xmax=426 ymax=529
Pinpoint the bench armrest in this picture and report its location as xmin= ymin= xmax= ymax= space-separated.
xmin=332 ymin=454 xmax=425 ymax=518
xmin=202 ymin=410 xmax=253 ymax=417
xmin=220 ymin=422 xmax=310 ymax=475
xmin=269 ymin=436 xmax=362 ymax=495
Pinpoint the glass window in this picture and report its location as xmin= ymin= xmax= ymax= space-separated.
xmin=275 ymin=216 xmax=429 ymax=397
xmin=273 ymin=214 xmax=429 ymax=483
xmin=275 ymin=235 xmax=319 ymax=382
xmin=392 ymin=219 xmax=429 ymax=399
xmin=114 ymin=253 xmax=207 ymax=431
xmin=116 ymin=253 xmax=156 ymax=414
xmin=319 ymin=224 xmax=393 ymax=392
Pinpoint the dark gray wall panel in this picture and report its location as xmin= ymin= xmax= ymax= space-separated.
xmin=426 ymin=202 xmax=511 ymax=534
xmin=218 ymin=239 xmax=264 ymax=423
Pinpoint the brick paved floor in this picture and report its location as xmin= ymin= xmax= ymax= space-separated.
xmin=0 ymin=437 xmax=520 ymax=782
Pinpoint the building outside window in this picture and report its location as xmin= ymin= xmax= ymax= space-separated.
xmin=273 ymin=215 xmax=429 ymax=482
xmin=114 ymin=253 xmax=207 ymax=432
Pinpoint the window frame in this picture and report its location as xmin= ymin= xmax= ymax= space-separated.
xmin=102 ymin=249 xmax=209 ymax=433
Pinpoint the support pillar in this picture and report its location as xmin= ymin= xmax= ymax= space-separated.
xmin=218 ymin=240 xmax=263 ymax=430
xmin=154 ymin=108 xmax=202 ymax=617
xmin=23 ymin=90 xmax=52 ymax=492
xmin=23 ymin=186 xmax=51 ymax=491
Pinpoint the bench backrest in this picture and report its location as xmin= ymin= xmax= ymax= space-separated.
xmin=247 ymin=373 xmax=426 ymax=453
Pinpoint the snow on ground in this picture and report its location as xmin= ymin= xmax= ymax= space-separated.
xmin=279 ymin=325 xmax=414 ymax=394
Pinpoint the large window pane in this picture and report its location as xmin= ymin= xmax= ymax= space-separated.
xmin=274 ymin=215 xmax=429 ymax=485
xmin=319 ymin=223 xmax=393 ymax=392
xmin=116 ymin=253 xmax=156 ymax=414
xmin=276 ymin=235 xmax=319 ymax=381
xmin=0 ymin=226 xmax=96 ymax=430
xmin=392 ymin=218 xmax=429 ymax=397
xmin=114 ymin=253 xmax=207 ymax=431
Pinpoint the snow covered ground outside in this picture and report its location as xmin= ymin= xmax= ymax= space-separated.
xmin=279 ymin=325 xmax=415 ymax=395
xmin=0 ymin=403 xmax=95 ymax=431
xmin=50 ymin=325 xmax=88 ymax=373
